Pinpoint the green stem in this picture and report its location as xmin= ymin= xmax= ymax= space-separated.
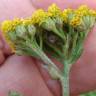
xmin=53 ymin=27 xmax=64 ymax=40
xmin=39 ymin=32 xmax=43 ymax=49
xmin=59 ymin=28 xmax=66 ymax=41
xmin=45 ymin=41 xmax=63 ymax=57
xmin=63 ymin=35 xmax=69 ymax=59
xmin=60 ymin=61 xmax=72 ymax=96
xmin=27 ymin=40 xmax=62 ymax=79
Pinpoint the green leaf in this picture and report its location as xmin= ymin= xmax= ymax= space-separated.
xmin=80 ymin=91 xmax=96 ymax=96
xmin=8 ymin=91 xmax=22 ymax=96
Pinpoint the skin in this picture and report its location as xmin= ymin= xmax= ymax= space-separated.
xmin=0 ymin=0 xmax=96 ymax=96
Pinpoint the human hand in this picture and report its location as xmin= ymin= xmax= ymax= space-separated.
xmin=0 ymin=0 xmax=96 ymax=96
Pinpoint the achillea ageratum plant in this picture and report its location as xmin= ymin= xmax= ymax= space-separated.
xmin=1 ymin=4 xmax=96 ymax=96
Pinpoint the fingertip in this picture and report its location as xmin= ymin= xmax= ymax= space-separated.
xmin=35 ymin=59 xmax=61 ymax=96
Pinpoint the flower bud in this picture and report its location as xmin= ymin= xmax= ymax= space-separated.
xmin=16 ymin=25 xmax=27 ymax=38
xmin=8 ymin=31 xmax=17 ymax=41
xmin=27 ymin=25 xmax=36 ymax=36
xmin=41 ymin=18 xmax=56 ymax=31
xmin=54 ymin=17 xmax=63 ymax=28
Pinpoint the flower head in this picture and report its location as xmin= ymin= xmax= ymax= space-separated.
xmin=1 ymin=20 xmax=13 ymax=32
xmin=62 ymin=12 xmax=68 ymax=23
xmin=62 ymin=8 xmax=73 ymax=23
xmin=1 ymin=19 xmax=17 ymax=52
xmin=1 ymin=4 xmax=96 ymax=55
xmin=31 ymin=9 xmax=48 ymax=24
xmin=63 ymin=8 xmax=73 ymax=14
xmin=89 ymin=9 xmax=96 ymax=16
xmin=12 ymin=18 xmax=22 ymax=26
xmin=22 ymin=18 xmax=32 ymax=26
xmin=75 ymin=5 xmax=89 ymax=16
xmin=70 ymin=16 xmax=81 ymax=27
xmin=48 ymin=3 xmax=62 ymax=17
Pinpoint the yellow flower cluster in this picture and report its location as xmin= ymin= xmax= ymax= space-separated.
xmin=22 ymin=18 xmax=32 ymax=25
xmin=1 ymin=18 xmax=23 ymax=52
xmin=12 ymin=18 xmax=22 ymax=26
xmin=1 ymin=20 xmax=15 ymax=52
xmin=1 ymin=18 xmax=22 ymax=33
xmin=31 ymin=9 xmax=48 ymax=24
xmin=48 ymin=3 xmax=62 ymax=17
xmin=1 ymin=4 xmax=96 ymax=32
xmin=1 ymin=20 xmax=13 ymax=32
xmin=75 ymin=5 xmax=89 ymax=16
xmin=75 ymin=5 xmax=96 ymax=17
xmin=70 ymin=16 xmax=81 ymax=27
xmin=1 ymin=4 xmax=96 ymax=51
xmin=89 ymin=9 xmax=96 ymax=16
xmin=62 ymin=8 xmax=73 ymax=23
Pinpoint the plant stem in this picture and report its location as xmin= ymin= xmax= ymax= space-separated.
xmin=60 ymin=61 xmax=72 ymax=96
xmin=28 ymin=41 xmax=62 ymax=79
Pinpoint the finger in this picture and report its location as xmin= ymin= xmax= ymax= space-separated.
xmin=35 ymin=58 xmax=62 ymax=96
xmin=31 ymin=0 xmax=96 ymax=9
xmin=69 ymin=25 xmax=96 ymax=95
xmin=0 ymin=55 xmax=53 ymax=96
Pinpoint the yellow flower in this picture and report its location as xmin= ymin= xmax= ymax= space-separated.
xmin=12 ymin=18 xmax=22 ymax=26
xmin=63 ymin=8 xmax=73 ymax=14
xmin=62 ymin=12 xmax=68 ymax=23
xmin=12 ymin=18 xmax=22 ymax=30
xmin=1 ymin=20 xmax=13 ymax=32
xmin=48 ymin=3 xmax=62 ymax=17
xmin=22 ymin=18 xmax=32 ymax=26
xmin=70 ymin=16 xmax=81 ymax=27
xmin=62 ymin=8 xmax=73 ymax=23
xmin=89 ymin=9 xmax=96 ymax=16
xmin=75 ymin=5 xmax=89 ymax=16
xmin=1 ymin=20 xmax=15 ymax=52
xmin=31 ymin=9 xmax=48 ymax=24
xmin=78 ymin=5 xmax=88 ymax=10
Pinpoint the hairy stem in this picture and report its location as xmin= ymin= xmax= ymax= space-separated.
xmin=60 ymin=62 xmax=72 ymax=96
xmin=28 ymin=40 xmax=62 ymax=79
